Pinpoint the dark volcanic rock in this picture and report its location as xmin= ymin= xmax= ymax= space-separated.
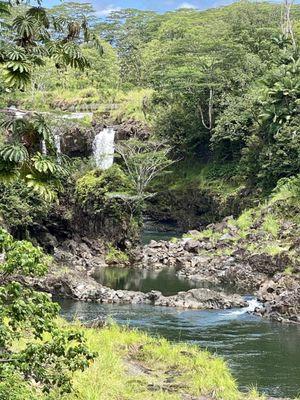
xmin=248 ymin=253 xmax=289 ymax=275
xmin=21 ymin=269 xmax=247 ymax=310
xmin=114 ymin=119 xmax=151 ymax=141
xmin=60 ymin=124 xmax=94 ymax=157
xmin=256 ymin=274 xmax=300 ymax=323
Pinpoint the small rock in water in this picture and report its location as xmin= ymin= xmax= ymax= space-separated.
xmin=84 ymin=317 xmax=107 ymax=328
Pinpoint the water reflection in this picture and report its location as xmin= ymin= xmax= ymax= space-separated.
xmin=92 ymin=267 xmax=212 ymax=296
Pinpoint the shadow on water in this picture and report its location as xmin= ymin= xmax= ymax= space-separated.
xmin=58 ymin=300 xmax=300 ymax=398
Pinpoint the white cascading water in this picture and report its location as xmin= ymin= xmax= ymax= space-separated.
xmin=93 ymin=127 xmax=115 ymax=170
xmin=41 ymin=140 xmax=47 ymax=155
xmin=224 ymin=297 xmax=262 ymax=317
xmin=54 ymin=133 xmax=61 ymax=163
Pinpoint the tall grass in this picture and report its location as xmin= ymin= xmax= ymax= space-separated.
xmin=63 ymin=323 xmax=252 ymax=400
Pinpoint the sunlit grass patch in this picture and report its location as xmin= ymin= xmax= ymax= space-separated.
xmin=262 ymin=214 xmax=280 ymax=238
xmin=61 ymin=323 xmax=243 ymax=400
xmin=235 ymin=209 xmax=255 ymax=231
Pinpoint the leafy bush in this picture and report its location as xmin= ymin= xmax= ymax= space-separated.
xmin=75 ymin=164 xmax=132 ymax=211
xmin=0 ymin=372 xmax=40 ymax=400
xmin=105 ymin=244 xmax=129 ymax=264
xmin=205 ymin=162 xmax=238 ymax=181
xmin=0 ymin=180 xmax=51 ymax=235
xmin=0 ymin=229 xmax=95 ymax=395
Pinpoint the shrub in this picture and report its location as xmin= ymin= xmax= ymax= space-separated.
xmin=0 ymin=180 xmax=51 ymax=236
xmin=75 ymin=165 xmax=132 ymax=212
xmin=0 ymin=229 xmax=95 ymax=395
xmin=105 ymin=244 xmax=129 ymax=264
xmin=0 ymin=372 xmax=40 ymax=400
xmin=235 ymin=209 xmax=255 ymax=230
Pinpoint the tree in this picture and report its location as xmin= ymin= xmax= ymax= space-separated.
xmin=49 ymin=1 xmax=97 ymax=25
xmin=248 ymin=43 xmax=300 ymax=187
xmin=116 ymin=138 xmax=174 ymax=198
xmin=281 ymin=0 xmax=296 ymax=49
xmin=0 ymin=1 xmax=102 ymax=89
xmin=0 ymin=228 xmax=95 ymax=396
xmin=96 ymin=9 xmax=159 ymax=85
xmin=141 ymin=6 xmax=273 ymax=155
xmin=222 ymin=34 xmax=300 ymax=188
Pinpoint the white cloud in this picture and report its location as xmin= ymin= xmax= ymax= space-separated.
xmin=95 ymin=5 xmax=121 ymax=17
xmin=176 ymin=2 xmax=197 ymax=9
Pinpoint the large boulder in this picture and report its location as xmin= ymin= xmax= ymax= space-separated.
xmin=114 ymin=119 xmax=151 ymax=141
xmin=153 ymin=288 xmax=247 ymax=309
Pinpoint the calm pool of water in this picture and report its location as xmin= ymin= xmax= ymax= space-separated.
xmin=92 ymin=267 xmax=214 ymax=296
xmin=58 ymin=299 xmax=300 ymax=398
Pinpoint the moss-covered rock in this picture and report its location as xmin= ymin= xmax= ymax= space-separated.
xmin=75 ymin=165 xmax=141 ymax=248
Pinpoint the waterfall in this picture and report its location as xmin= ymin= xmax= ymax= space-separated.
xmin=93 ymin=127 xmax=115 ymax=170
xmin=54 ymin=133 xmax=61 ymax=163
xmin=41 ymin=140 xmax=47 ymax=155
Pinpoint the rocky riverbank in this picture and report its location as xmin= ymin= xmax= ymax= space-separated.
xmin=28 ymin=207 xmax=299 ymax=323
xmin=21 ymin=268 xmax=247 ymax=310
xmin=133 ymin=214 xmax=300 ymax=323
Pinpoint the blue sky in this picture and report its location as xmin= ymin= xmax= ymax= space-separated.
xmin=43 ymin=0 xmax=241 ymax=15
xmin=43 ymin=0 xmax=300 ymax=16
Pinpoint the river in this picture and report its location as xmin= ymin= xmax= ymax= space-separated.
xmin=58 ymin=229 xmax=300 ymax=398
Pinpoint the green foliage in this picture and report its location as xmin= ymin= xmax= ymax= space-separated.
xmin=0 ymin=115 xmax=69 ymax=201
xmin=12 ymin=42 xmax=119 ymax=112
xmin=32 ymin=153 xmax=62 ymax=174
xmin=109 ymin=88 xmax=153 ymax=123
xmin=0 ymin=238 xmax=49 ymax=276
xmin=262 ymin=215 xmax=280 ymax=238
xmin=284 ymin=265 xmax=295 ymax=275
xmin=270 ymin=174 xmax=300 ymax=205
xmin=184 ymin=228 xmax=225 ymax=246
xmin=0 ymin=1 xmax=102 ymax=89
xmin=116 ymin=138 xmax=174 ymax=198
xmin=75 ymin=164 xmax=132 ymax=211
xmin=0 ymin=371 xmax=40 ymax=400
xmin=1 ymin=1 xmax=299 ymax=197
xmin=0 ymin=228 xmax=95 ymax=395
xmin=105 ymin=243 xmax=129 ymax=264
xmin=235 ymin=209 xmax=255 ymax=230
xmin=0 ymin=143 xmax=28 ymax=163
xmin=263 ymin=243 xmax=287 ymax=256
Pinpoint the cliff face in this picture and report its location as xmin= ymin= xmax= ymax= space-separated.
xmin=146 ymin=186 xmax=257 ymax=231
